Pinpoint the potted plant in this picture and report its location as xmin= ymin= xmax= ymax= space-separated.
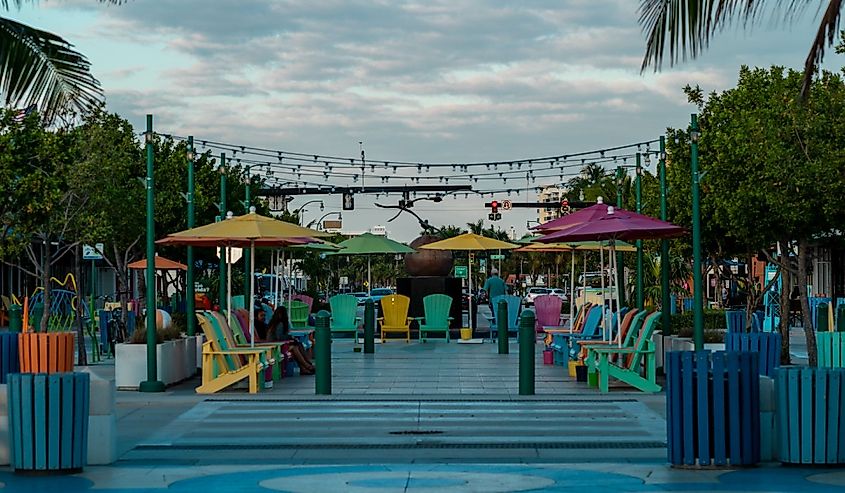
xmin=114 ymin=311 xmax=192 ymax=389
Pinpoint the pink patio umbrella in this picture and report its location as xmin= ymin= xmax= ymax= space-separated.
xmin=532 ymin=197 xmax=619 ymax=232
xmin=536 ymin=205 xmax=686 ymax=345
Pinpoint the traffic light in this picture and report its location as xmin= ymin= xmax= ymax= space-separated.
xmin=488 ymin=200 xmax=501 ymax=221
xmin=342 ymin=192 xmax=355 ymax=210
xmin=560 ymin=198 xmax=571 ymax=215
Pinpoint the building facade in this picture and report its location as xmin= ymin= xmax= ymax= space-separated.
xmin=537 ymin=185 xmax=565 ymax=224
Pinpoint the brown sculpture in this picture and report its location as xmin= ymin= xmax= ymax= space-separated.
xmin=404 ymin=235 xmax=453 ymax=277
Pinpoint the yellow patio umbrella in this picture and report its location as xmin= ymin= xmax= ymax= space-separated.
xmin=420 ymin=233 xmax=519 ymax=334
xmin=158 ymin=211 xmax=328 ymax=346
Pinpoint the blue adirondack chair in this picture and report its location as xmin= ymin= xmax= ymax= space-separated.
xmin=485 ymin=295 xmax=521 ymax=340
xmin=726 ymin=310 xmax=746 ymax=334
xmin=416 ymin=294 xmax=453 ymax=342
xmin=329 ymin=294 xmax=361 ymax=341
xmin=555 ymin=305 xmax=602 ymax=366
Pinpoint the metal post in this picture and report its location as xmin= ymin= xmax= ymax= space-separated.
xmin=243 ymin=166 xmax=251 ymax=299
xmin=218 ymin=153 xmax=227 ymax=311
xmin=690 ymin=114 xmax=704 ymax=350
xmin=615 ymin=167 xmax=625 ymax=306
xmin=364 ymin=298 xmax=375 ymax=353
xmin=518 ymin=309 xmax=535 ymax=395
xmin=497 ymin=299 xmax=508 ymax=354
xmin=140 ymin=114 xmax=165 ymax=392
xmin=636 ymin=153 xmax=644 ymax=310
xmin=89 ymin=259 xmax=96 ymax=336
xmin=659 ymin=136 xmax=671 ymax=336
xmin=315 ymin=310 xmax=332 ymax=395
xmin=186 ymin=136 xmax=196 ymax=336
xmin=8 ymin=304 xmax=21 ymax=332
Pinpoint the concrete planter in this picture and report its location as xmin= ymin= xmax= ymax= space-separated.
xmin=194 ymin=334 xmax=204 ymax=371
xmin=704 ymin=343 xmax=726 ymax=351
xmin=115 ymin=338 xmax=192 ymax=390
xmin=669 ymin=336 xmax=694 ymax=352
xmin=183 ymin=335 xmax=198 ymax=377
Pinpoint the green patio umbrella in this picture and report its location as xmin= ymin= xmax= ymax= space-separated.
xmin=276 ymin=240 xmax=343 ymax=307
xmin=329 ymin=232 xmax=414 ymax=295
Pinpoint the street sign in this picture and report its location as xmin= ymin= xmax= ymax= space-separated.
xmin=82 ymin=244 xmax=103 ymax=260
xmin=502 ymin=200 xmax=512 ymax=210
xmin=322 ymin=219 xmax=342 ymax=230
xmin=490 ymin=254 xmax=505 ymax=260
xmin=216 ymin=247 xmax=243 ymax=264
xmin=454 ymin=266 xmax=468 ymax=279
xmin=340 ymin=276 xmax=349 ymax=286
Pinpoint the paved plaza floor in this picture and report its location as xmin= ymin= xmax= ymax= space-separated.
xmin=0 ymin=317 xmax=833 ymax=492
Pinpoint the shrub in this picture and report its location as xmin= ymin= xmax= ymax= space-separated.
xmin=668 ymin=309 xmax=726 ymax=336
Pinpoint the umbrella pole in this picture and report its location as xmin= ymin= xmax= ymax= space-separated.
xmin=226 ymin=247 xmax=232 ymax=329
xmin=468 ymin=250 xmax=473 ymax=332
xmin=250 ymin=240 xmax=255 ymax=348
xmin=612 ymin=242 xmax=622 ymax=347
xmin=368 ymin=256 xmax=371 ymax=296
xmin=279 ymin=249 xmax=285 ymax=308
xmin=569 ymin=251 xmax=575 ymax=331
xmin=600 ymin=245 xmax=606 ymax=341
xmin=581 ymin=253 xmax=587 ymax=332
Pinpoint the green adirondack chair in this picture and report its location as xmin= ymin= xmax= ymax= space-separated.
xmin=586 ymin=311 xmax=662 ymax=393
xmin=416 ymin=294 xmax=453 ymax=342
xmin=329 ymin=294 xmax=361 ymax=340
xmin=817 ymin=331 xmax=845 ymax=368
xmin=283 ymin=300 xmax=310 ymax=329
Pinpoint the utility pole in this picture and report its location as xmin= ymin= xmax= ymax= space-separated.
xmin=659 ymin=136 xmax=671 ymax=336
xmin=690 ymin=114 xmax=704 ymax=350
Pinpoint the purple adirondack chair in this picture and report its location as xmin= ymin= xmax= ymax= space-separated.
xmin=534 ymin=294 xmax=564 ymax=333
xmin=292 ymin=294 xmax=314 ymax=313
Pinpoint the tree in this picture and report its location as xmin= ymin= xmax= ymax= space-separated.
xmin=639 ymin=1 xmax=843 ymax=97
xmin=1 ymin=1 xmax=123 ymax=121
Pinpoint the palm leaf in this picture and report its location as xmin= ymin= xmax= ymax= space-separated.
xmin=639 ymin=1 xmax=843 ymax=98
xmin=1 ymin=1 xmax=125 ymax=10
xmin=0 ymin=16 xmax=102 ymax=121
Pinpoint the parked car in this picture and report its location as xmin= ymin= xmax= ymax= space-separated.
xmin=352 ymin=292 xmax=370 ymax=305
xmin=523 ymin=287 xmax=552 ymax=306
xmin=550 ymin=288 xmax=568 ymax=301
xmin=368 ymin=287 xmax=394 ymax=304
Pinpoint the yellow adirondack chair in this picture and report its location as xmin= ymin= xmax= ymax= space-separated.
xmin=195 ymin=313 xmax=274 ymax=394
xmin=379 ymin=294 xmax=412 ymax=343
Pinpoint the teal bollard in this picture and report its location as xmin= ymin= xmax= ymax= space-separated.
xmin=837 ymin=305 xmax=845 ymax=332
xmin=315 ymin=310 xmax=332 ymax=395
xmin=497 ymin=299 xmax=508 ymax=354
xmin=8 ymin=305 xmax=21 ymax=332
xmin=364 ymin=299 xmax=375 ymax=354
xmin=519 ymin=309 xmax=535 ymax=396
xmin=816 ymin=303 xmax=830 ymax=331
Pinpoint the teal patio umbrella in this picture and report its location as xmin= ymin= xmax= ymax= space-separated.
xmin=328 ymin=233 xmax=414 ymax=295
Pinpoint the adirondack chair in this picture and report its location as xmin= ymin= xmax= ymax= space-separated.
xmin=607 ymin=307 xmax=629 ymax=341
xmin=230 ymin=295 xmax=245 ymax=310
xmin=485 ymin=295 xmax=521 ymax=340
xmin=416 ymin=294 xmax=453 ymax=342
xmin=195 ymin=312 xmax=275 ymax=394
xmin=533 ymin=295 xmax=564 ymax=333
xmin=283 ymin=301 xmax=310 ymax=329
xmin=545 ymin=302 xmax=591 ymax=366
xmin=205 ymin=311 xmax=283 ymax=381
xmin=552 ymin=305 xmax=602 ymax=366
xmin=817 ymin=332 xmax=845 ymax=368
xmin=577 ymin=308 xmax=643 ymax=360
xmin=726 ymin=310 xmax=746 ymax=334
xmin=329 ymin=294 xmax=361 ymax=341
xmin=586 ymin=311 xmax=662 ymax=393
xmin=378 ymin=294 xmax=412 ymax=342
xmin=292 ymin=294 xmax=314 ymax=313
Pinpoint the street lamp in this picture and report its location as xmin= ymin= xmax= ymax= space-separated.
xmin=307 ymin=211 xmax=342 ymax=230
xmin=690 ymin=114 xmax=704 ymax=350
xmin=293 ymin=200 xmax=324 ymax=226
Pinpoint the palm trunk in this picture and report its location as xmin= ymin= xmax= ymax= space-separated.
xmin=797 ymin=238 xmax=817 ymax=366
xmin=73 ymin=244 xmax=88 ymax=365
xmin=778 ymin=265 xmax=791 ymax=364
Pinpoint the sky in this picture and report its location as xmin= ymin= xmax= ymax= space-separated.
xmin=7 ymin=1 xmax=840 ymax=242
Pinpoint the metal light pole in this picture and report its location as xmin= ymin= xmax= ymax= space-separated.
xmin=243 ymin=166 xmax=251 ymax=301
xmin=218 ymin=153 xmax=227 ymax=311
xmin=293 ymin=200 xmax=324 ymax=226
xmin=690 ymin=114 xmax=704 ymax=350
xmin=615 ymin=166 xmax=625 ymax=306
xmin=185 ymin=136 xmax=196 ymax=336
xmin=659 ymin=136 xmax=671 ymax=336
xmin=635 ymin=153 xmax=643 ymax=310
xmin=139 ymin=114 xmax=165 ymax=393
xmin=307 ymin=211 xmax=341 ymax=230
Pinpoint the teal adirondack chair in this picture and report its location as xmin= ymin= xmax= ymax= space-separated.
xmin=329 ymin=294 xmax=361 ymax=341
xmin=416 ymin=294 xmax=453 ymax=342
xmin=283 ymin=301 xmax=310 ymax=329
xmin=230 ymin=295 xmax=245 ymax=310
xmin=559 ymin=305 xmax=603 ymax=364
xmin=485 ymin=295 xmax=521 ymax=341
xmin=586 ymin=311 xmax=662 ymax=393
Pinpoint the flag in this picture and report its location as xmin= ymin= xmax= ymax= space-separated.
xmin=11 ymin=104 xmax=37 ymax=123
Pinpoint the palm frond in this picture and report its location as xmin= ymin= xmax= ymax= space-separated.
xmin=1 ymin=1 xmax=125 ymax=10
xmin=0 ymin=16 xmax=103 ymax=121
xmin=799 ymin=0 xmax=842 ymax=98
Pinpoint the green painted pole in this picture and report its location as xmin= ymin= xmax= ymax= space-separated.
xmin=690 ymin=114 xmax=704 ymax=350
xmin=615 ymin=167 xmax=625 ymax=306
xmin=659 ymin=136 xmax=671 ymax=335
xmin=186 ymin=136 xmax=196 ymax=336
xmin=243 ymin=166 xmax=251 ymax=300
xmin=518 ymin=309 xmax=535 ymax=395
xmin=218 ymin=153 xmax=227 ymax=311
xmin=497 ymin=299 xmax=508 ymax=354
xmin=363 ymin=298 xmax=375 ymax=353
xmin=635 ymin=153 xmax=643 ymax=310
xmin=90 ymin=259 xmax=96 ymax=339
xmin=315 ymin=310 xmax=331 ymax=395
xmin=8 ymin=304 xmax=21 ymax=332
xmin=140 ymin=114 xmax=165 ymax=393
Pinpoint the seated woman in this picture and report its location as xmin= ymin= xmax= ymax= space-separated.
xmin=267 ymin=306 xmax=315 ymax=375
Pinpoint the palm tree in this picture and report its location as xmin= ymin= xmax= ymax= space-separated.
xmin=639 ymin=0 xmax=842 ymax=97
xmin=1 ymin=1 xmax=121 ymax=121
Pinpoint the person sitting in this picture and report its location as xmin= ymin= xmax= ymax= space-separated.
xmin=254 ymin=309 xmax=270 ymax=341
xmin=267 ymin=306 xmax=315 ymax=375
